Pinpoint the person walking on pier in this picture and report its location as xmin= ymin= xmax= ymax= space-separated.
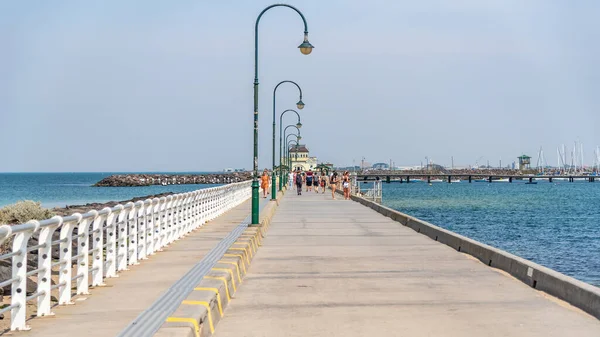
xmin=320 ymin=172 xmax=327 ymax=193
xmin=315 ymin=172 xmax=322 ymax=193
xmin=342 ymin=171 xmax=351 ymax=200
xmin=330 ymin=171 xmax=339 ymax=200
xmin=295 ymin=169 xmax=304 ymax=195
xmin=306 ymin=169 xmax=314 ymax=192
xmin=261 ymin=170 xmax=270 ymax=198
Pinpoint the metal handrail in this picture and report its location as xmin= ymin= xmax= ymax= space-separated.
xmin=0 ymin=180 xmax=253 ymax=331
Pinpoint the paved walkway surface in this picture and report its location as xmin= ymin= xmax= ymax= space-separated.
xmin=19 ymin=200 xmax=254 ymax=337
xmin=214 ymin=191 xmax=600 ymax=337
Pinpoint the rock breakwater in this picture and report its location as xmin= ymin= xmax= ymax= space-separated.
xmin=93 ymin=172 xmax=252 ymax=187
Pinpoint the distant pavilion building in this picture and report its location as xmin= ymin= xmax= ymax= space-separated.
xmin=518 ymin=155 xmax=531 ymax=170
xmin=287 ymin=144 xmax=317 ymax=172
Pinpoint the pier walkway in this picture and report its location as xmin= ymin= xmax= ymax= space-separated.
xmin=213 ymin=191 xmax=600 ymax=336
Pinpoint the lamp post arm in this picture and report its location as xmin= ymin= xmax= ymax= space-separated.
xmin=256 ymin=4 xmax=309 ymax=80
xmin=284 ymin=125 xmax=301 ymax=136
xmin=274 ymin=81 xmax=303 ymax=105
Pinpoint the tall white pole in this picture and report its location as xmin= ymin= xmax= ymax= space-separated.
xmin=581 ymin=143 xmax=584 ymax=171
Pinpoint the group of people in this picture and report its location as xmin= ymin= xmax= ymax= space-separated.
xmin=290 ymin=169 xmax=327 ymax=195
xmin=260 ymin=168 xmax=353 ymax=200
xmin=290 ymin=169 xmax=352 ymax=200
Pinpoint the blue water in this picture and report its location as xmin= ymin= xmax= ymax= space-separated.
xmin=381 ymin=180 xmax=600 ymax=287
xmin=0 ymin=173 xmax=220 ymax=209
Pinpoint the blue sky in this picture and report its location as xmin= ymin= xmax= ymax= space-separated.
xmin=1 ymin=1 xmax=599 ymax=171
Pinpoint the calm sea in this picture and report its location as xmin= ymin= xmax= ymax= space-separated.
xmin=0 ymin=172 xmax=221 ymax=209
xmin=382 ymin=181 xmax=600 ymax=287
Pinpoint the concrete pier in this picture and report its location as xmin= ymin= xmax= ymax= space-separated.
xmin=213 ymin=192 xmax=600 ymax=336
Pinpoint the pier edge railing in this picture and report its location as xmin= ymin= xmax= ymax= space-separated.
xmin=0 ymin=180 xmax=253 ymax=331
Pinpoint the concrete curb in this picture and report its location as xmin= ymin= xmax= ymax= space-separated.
xmin=154 ymin=191 xmax=282 ymax=336
xmin=349 ymin=194 xmax=600 ymax=320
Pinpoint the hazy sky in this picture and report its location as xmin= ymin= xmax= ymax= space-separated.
xmin=1 ymin=1 xmax=599 ymax=172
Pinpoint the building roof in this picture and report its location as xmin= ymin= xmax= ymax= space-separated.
xmin=518 ymin=155 xmax=531 ymax=159
xmin=289 ymin=144 xmax=309 ymax=153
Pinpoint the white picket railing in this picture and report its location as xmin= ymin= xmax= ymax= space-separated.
xmin=0 ymin=180 xmax=252 ymax=331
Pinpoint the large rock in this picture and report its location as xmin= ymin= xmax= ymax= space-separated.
xmin=92 ymin=172 xmax=252 ymax=187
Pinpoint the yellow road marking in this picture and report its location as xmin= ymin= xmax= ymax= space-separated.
xmin=239 ymin=235 xmax=256 ymax=252
xmin=193 ymin=287 xmax=223 ymax=317
xmin=256 ymin=233 xmax=263 ymax=245
xmin=240 ymin=234 xmax=259 ymax=250
xmin=232 ymin=243 xmax=252 ymax=258
xmin=223 ymin=254 xmax=247 ymax=273
xmin=166 ymin=317 xmax=200 ymax=337
xmin=240 ymin=238 xmax=256 ymax=254
xmin=218 ymin=261 xmax=242 ymax=283
xmin=180 ymin=301 xmax=214 ymax=334
xmin=212 ymin=268 xmax=237 ymax=292
xmin=229 ymin=247 xmax=250 ymax=264
xmin=204 ymin=276 xmax=231 ymax=301
xmin=247 ymin=231 xmax=261 ymax=243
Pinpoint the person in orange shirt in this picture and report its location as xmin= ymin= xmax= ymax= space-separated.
xmin=261 ymin=170 xmax=270 ymax=198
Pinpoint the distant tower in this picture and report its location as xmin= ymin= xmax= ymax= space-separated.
xmin=518 ymin=155 xmax=531 ymax=170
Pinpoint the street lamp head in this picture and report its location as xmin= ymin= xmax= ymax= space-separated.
xmin=298 ymin=135 xmax=302 ymax=141
xmin=296 ymin=122 xmax=302 ymax=129
xmin=296 ymin=100 xmax=305 ymax=110
xmin=298 ymin=33 xmax=314 ymax=55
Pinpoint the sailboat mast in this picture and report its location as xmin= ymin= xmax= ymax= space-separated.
xmin=580 ymin=143 xmax=584 ymax=172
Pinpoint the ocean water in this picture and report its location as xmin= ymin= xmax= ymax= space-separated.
xmin=381 ymin=180 xmax=600 ymax=287
xmin=0 ymin=173 xmax=221 ymax=209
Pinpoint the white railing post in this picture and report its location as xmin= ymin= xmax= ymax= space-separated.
xmin=180 ymin=193 xmax=189 ymax=235
xmin=76 ymin=211 xmax=95 ymax=295
xmin=158 ymin=197 xmax=169 ymax=251
xmin=193 ymin=191 xmax=201 ymax=228
xmin=199 ymin=191 xmax=206 ymax=225
xmin=188 ymin=192 xmax=196 ymax=230
xmin=152 ymin=198 xmax=165 ymax=252
xmin=10 ymin=221 xmax=37 ymax=331
xmin=186 ymin=193 xmax=194 ymax=233
xmin=59 ymin=214 xmax=79 ymax=305
xmin=175 ymin=195 xmax=184 ymax=239
xmin=164 ymin=195 xmax=174 ymax=245
xmin=117 ymin=203 xmax=131 ymax=271
xmin=128 ymin=202 xmax=142 ymax=266
xmin=145 ymin=199 xmax=155 ymax=257
xmin=37 ymin=217 xmax=61 ymax=318
xmin=203 ymin=190 xmax=209 ymax=223
xmin=207 ymin=189 xmax=212 ymax=220
xmin=170 ymin=195 xmax=179 ymax=241
xmin=181 ymin=193 xmax=189 ymax=235
xmin=105 ymin=206 xmax=120 ymax=277
xmin=92 ymin=208 xmax=109 ymax=285
xmin=137 ymin=201 xmax=148 ymax=261
xmin=210 ymin=189 xmax=217 ymax=220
